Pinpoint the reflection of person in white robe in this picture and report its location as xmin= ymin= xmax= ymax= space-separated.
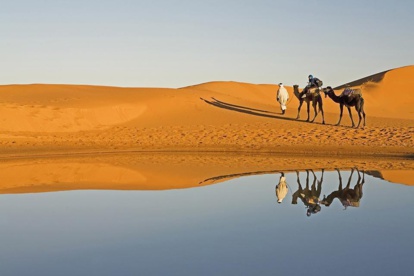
xmin=277 ymin=83 xmax=289 ymax=115
xmin=276 ymin=173 xmax=288 ymax=203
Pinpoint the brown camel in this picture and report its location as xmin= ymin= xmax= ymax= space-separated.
xmin=320 ymin=168 xmax=365 ymax=209
xmin=293 ymin=85 xmax=325 ymax=124
xmin=292 ymin=169 xmax=324 ymax=216
xmin=323 ymin=86 xmax=366 ymax=128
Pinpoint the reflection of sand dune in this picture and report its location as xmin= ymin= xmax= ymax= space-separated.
xmin=1 ymin=162 xmax=146 ymax=193
xmin=1 ymin=154 xmax=413 ymax=194
xmin=366 ymin=170 xmax=414 ymax=186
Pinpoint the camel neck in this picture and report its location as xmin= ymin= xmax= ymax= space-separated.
xmin=329 ymin=90 xmax=341 ymax=103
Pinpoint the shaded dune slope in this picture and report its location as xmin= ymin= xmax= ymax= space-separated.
xmin=334 ymin=69 xmax=389 ymax=89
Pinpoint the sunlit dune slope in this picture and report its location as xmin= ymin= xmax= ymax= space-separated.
xmin=0 ymin=84 xmax=149 ymax=132
xmin=0 ymin=82 xmax=283 ymax=132
xmin=0 ymin=66 xmax=412 ymax=133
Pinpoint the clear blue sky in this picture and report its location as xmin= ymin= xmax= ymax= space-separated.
xmin=2 ymin=0 xmax=413 ymax=88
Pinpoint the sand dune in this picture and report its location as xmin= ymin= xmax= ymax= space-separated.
xmin=0 ymin=66 xmax=413 ymax=167
xmin=353 ymin=66 xmax=414 ymax=120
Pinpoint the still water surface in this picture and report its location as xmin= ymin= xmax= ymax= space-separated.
xmin=1 ymin=169 xmax=413 ymax=276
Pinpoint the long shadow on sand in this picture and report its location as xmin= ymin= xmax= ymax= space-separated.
xmin=210 ymin=97 xmax=279 ymax=115
xmin=200 ymin=97 xmax=303 ymax=123
xmin=201 ymin=97 xmax=364 ymax=128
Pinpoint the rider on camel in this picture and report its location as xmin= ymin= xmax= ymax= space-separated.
xmin=300 ymin=74 xmax=322 ymax=98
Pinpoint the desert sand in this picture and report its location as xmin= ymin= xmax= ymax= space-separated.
xmin=1 ymin=65 xmax=413 ymax=191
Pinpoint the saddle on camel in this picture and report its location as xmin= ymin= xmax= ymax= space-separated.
xmin=323 ymin=86 xmax=366 ymax=128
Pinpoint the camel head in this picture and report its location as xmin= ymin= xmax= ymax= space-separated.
xmin=293 ymin=85 xmax=301 ymax=96
xmin=323 ymin=86 xmax=334 ymax=98
xmin=306 ymin=204 xmax=321 ymax=217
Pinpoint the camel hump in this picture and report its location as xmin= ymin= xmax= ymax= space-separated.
xmin=308 ymin=87 xmax=320 ymax=95
xmin=341 ymin=88 xmax=362 ymax=97
xmin=353 ymin=89 xmax=362 ymax=96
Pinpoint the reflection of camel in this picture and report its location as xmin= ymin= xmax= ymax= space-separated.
xmin=292 ymin=169 xmax=324 ymax=216
xmin=293 ymin=85 xmax=325 ymax=124
xmin=275 ymin=172 xmax=288 ymax=203
xmin=321 ymin=168 xmax=365 ymax=209
xmin=323 ymin=86 xmax=366 ymax=128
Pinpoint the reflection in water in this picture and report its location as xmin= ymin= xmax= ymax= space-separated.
xmin=1 ymin=167 xmax=413 ymax=276
xmin=275 ymin=172 xmax=288 ymax=203
xmin=292 ymin=169 xmax=324 ymax=216
xmin=277 ymin=168 xmax=365 ymax=216
xmin=321 ymin=168 xmax=365 ymax=209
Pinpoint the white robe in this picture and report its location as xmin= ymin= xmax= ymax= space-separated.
xmin=276 ymin=175 xmax=288 ymax=203
xmin=277 ymin=86 xmax=289 ymax=111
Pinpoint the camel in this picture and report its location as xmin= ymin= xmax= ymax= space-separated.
xmin=292 ymin=169 xmax=324 ymax=216
xmin=323 ymin=86 xmax=366 ymax=128
xmin=293 ymin=85 xmax=325 ymax=124
xmin=320 ymin=168 xmax=365 ymax=209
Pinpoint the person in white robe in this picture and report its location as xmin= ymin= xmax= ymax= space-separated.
xmin=277 ymin=83 xmax=289 ymax=114
xmin=276 ymin=172 xmax=288 ymax=203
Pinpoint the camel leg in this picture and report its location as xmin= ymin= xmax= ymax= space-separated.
xmin=356 ymin=108 xmax=362 ymax=128
xmin=336 ymin=105 xmax=344 ymax=126
xmin=320 ymin=169 xmax=324 ymax=183
xmin=309 ymin=169 xmax=322 ymax=197
xmin=361 ymin=170 xmax=365 ymax=189
xmin=319 ymin=99 xmax=325 ymax=124
xmin=355 ymin=168 xmax=361 ymax=184
xmin=354 ymin=99 xmax=363 ymax=128
xmin=311 ymin=102 xmax=318 ymax=122
xmin=316 ymin=170 xmax=323 ymax=199
xmin=362 ymin=110 xmax=366 ymax=127
xmin=345 ymin=107 xmax=355 ymax=127
xmin=336 ymin=168 xmax=343 ymax=190
xmin=310 ymin=169 xmax=317 ymax=181
xmin=296 ymin=101 xmax=303 ymax=120
xmin=355 ymin=169 xmax=364 ymax=199
xmin=346 ymin=168 xmax=355 ymax=189
xmin=361 ymin=99 xmax=366 ymax=127
xmin=305 ymin=169 xmax=310 ymax=189
xmin=306 ymin=102 xmax=310 ymax=122
xmin=296 ymin=171 xmax=302 ymax=189
xmin=347 ymin=107 xmax=355 ymax=127
xmin=311 ymin=170 xmax=318 ymax=195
